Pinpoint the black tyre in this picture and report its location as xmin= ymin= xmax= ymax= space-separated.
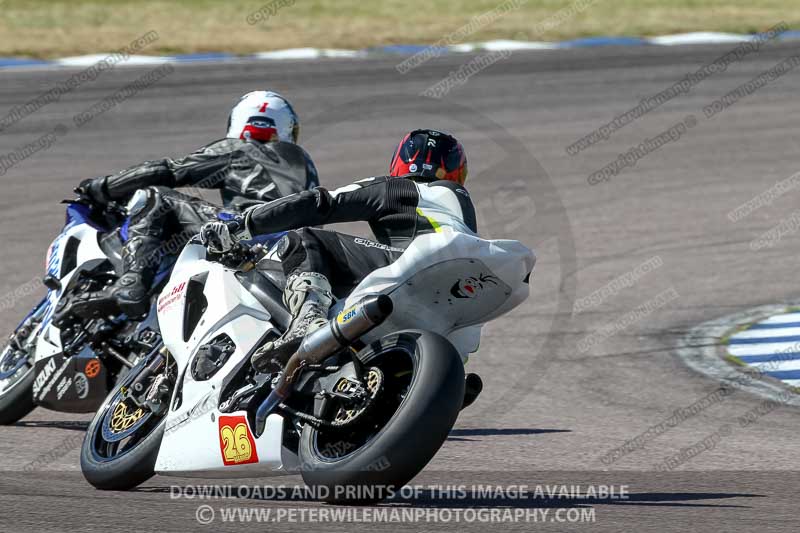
xmin=0 ymin=367 xmax=35 ymax=425
xmin=0 ymin=320 xmax=40 ymax=425
xmin=298 ymin=330 xmax=465 ymax=504
xmin=80 ymin=358 xmax=167 ymax=490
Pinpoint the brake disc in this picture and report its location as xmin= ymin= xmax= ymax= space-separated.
xmin=108 ymin=400 xmax=146 ymax=433
xmin=330 ymin=367 xmax=384 ymax=429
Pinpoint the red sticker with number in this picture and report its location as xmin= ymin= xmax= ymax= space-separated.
xmin=218 ymin=415 xmax=259 ymax=466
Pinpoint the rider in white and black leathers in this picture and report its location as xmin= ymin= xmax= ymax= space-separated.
xmin=201 ymin=129 xmax=475 ymax=372
xmin=62 ymin=91 xmax=318 ymax=320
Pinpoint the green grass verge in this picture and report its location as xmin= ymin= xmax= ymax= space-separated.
xmin=724 ymin=354 xmax=747 ymax=367
xmin=0 ymin=0 xmax=796 ymax=59
xmin=719 ymin=321 xmax=754 ymax=345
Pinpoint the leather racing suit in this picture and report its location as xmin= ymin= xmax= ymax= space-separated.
xmin=232 ymin=175 xmax=478 ymax=370
xmin=64 ymin=138 xmax=318 ymax=319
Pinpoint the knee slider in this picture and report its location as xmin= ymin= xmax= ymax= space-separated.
xmin=276 ymin=231 xmax=302 ymax=259
xmin=276 ymin=231 xmax=308 ymax=274
xmin=126 ymin=186 xmax=163 ymax=224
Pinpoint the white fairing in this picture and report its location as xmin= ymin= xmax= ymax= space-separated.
xmin=155 ymin=231 xmax=534 ymax=477
xmin=155 ymin=243 xmax=289 ymax=476
xmin=344 ymin=229 xmax=535 ymax=359
xmin=35 ymin=223 xmax=107 ymax=363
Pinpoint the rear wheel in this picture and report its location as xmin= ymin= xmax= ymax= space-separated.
xmin=298 ymin=330 xmax=465 ymax=504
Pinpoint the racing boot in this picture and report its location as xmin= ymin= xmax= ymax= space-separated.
xmin=461 ymin=373 xmax=483 ymax=410
xmin=64 ymin=236 xmax=161 ymax=320
xmin=251 ymin=272 xmax=333 ymax=373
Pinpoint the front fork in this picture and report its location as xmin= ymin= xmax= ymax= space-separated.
xmin=121 ymin=347 xmax=172 ymax=416
xmin=0 ymin=297 xmax=48 ymax=380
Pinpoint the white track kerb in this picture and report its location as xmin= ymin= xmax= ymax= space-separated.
xmin=677 ymin=302 xmax=800 ymax=406
xmin=2 ymin=31 xmax=800 ymax=70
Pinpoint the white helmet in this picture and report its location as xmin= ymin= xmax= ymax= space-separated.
xmin=226 ymin=91 xmax=300 ymax=144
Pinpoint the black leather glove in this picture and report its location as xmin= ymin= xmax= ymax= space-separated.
xmin=75 ymin=176 xmax=111 ymax=206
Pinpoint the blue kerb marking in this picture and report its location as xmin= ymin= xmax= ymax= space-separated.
xmin=735 ymin=352 xmax=800 ymax=364
xmin=375 ymin=45 xmax=448 ymax=55
xmin=557 ymin=36 xmax=648 ymax=48
xmin=729 ymin=335 xmax=800 ymax=345
xmin=727 ymin=311 xmax=800 ymax=389
xmin=173 ymin=53 xmax=236 ymax=62
xmin=0 ymin=58 xmax=49 ymax=68
xmin=748 ymin=322 xmax=800 ymax=329
xmin=764 ymin=370 xmax=800 ymax=381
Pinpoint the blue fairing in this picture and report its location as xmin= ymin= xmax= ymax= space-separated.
xmin=155 ymin=255 xmax=176 ymax=280
xmin=120 ymin=219 xmax=130 ymax=241
xmin=15 ymin=297 xmax=47 ymax=331
xmin=33 ymin=202 xmax=111 ymax=330
xmin=244 ymin=231 xmax=287 ymax=248
xmin=65 ymin=202 xmax=106 ymax=232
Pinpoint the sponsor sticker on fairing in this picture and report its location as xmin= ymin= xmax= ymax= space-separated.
xmin=158 ymin=281 xmax=187 ymax=313
xmin=218 ymin=415 xmax=259 ymax=466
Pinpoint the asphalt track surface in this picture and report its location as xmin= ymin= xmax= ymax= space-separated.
xmin=1 ymin=41 xmax=800 ymax=532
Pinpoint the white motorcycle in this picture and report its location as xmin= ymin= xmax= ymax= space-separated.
xmin=80 ymin=228 xmax=534 ymax=502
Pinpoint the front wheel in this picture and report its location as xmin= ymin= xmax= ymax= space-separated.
xmin=0 ymin=362 xmax=35 ymax=425
xmin=298 ymin=330 xmax=465 ymax=504
xmin=80 ymin=350 xmax=172 ymax=490
xmin=0 ymin=307 xmax=45 ymax=425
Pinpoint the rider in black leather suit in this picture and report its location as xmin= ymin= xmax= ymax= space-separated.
xmin=200 ymin=129 xmax=472 ymax=371
xmin=62 ymin=91 xmax=318 ymax=320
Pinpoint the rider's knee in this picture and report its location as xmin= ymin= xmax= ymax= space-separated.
xmin=276 ymin=231 xmax=308 ymax=273
xmin=127 ymin=186 xmax=168 ymax=225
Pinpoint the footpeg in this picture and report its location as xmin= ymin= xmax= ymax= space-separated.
xmin=254 ymin=294 xmax=393 ymax=436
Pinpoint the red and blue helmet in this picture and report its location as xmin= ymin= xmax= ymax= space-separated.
xmin=389 ymin=129 xmax=468 ymax=185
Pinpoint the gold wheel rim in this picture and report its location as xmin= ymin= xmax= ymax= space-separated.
xmin=333 ymin=368 xmax=382 ymax=425
xmin=109 ymin=401 xmax=145 ymax=433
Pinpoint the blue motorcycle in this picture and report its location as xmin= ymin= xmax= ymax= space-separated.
xmin=0 ymin=191 xmax=169 ymax=423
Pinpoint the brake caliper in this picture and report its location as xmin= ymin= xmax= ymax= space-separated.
xmin=329 ymin=367 xmax=384 ymax=429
